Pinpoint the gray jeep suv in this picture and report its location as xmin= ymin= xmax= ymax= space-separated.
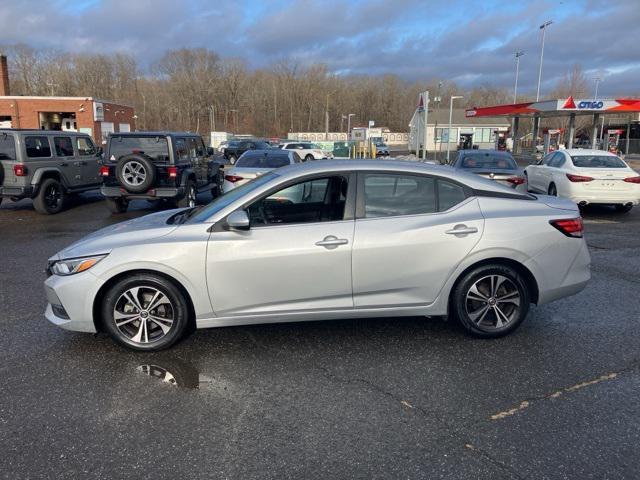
xmin=100 ymin=132 xmax=223 ymax=213
xmin=0 ymin=129 xmax=102 ymax=214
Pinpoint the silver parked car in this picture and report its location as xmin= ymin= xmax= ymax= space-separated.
xmin=222 ymin=149 xmax=301 ymax=193
xmin=44 ymin=160 xmax=590 ymax=351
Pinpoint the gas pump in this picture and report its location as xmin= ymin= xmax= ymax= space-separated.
xmin=604 ymin=129 xmax=623 ymax=154
xmin=542 ymin=129 xmax=564 ymax=155
xmin=494 ymin=130 xmax=507 ymax=151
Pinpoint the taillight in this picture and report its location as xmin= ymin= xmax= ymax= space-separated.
xmin=13 ymin=164 xmax=27 ymax=176
xmin=224 ymin=174 xmax=244 ymax=183
xmin=99 ymin=166 xmax=110 ymax=177
xmin=550 ymin=218 xmax=584 ymax=238
xmin=566 ymin=174 xmax=594 ymax=182
xmin=167 ymin=166 xmax=178 ymax=179
xmin=623 ymin=176 xmax=640 ymax=184
xmin=507 ymin=176 xmax=525 ymax=185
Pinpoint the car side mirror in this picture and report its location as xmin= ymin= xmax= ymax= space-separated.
xmin=207 ymin=147 xmax=214 ymax=156
xmin=227 ymin=210 xmax=250 ymax=231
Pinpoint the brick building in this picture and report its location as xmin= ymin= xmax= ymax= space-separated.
xmin=0 ymin=55 xmax=135 ymax=144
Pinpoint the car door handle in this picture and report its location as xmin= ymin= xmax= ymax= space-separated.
xmin=445 ymin=225 xmax=478 ymax=235
xmin=315 ymin=235 xmax=349 ymax=249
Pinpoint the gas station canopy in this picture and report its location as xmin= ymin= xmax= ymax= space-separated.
xmin=465 ymin=97 xmax=640 ymax=118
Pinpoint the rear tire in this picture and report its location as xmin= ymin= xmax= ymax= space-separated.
xmin=305 ymin=154 xmax=314 ymax=162
xmin=101 ymin=273 xmax=191 ymax=351
xmin=33 ymin=178 xmax=66 ymax=214
xmin=548 ymin=183 xmax=557 ymax=196
xmin=105 ymin=197 xmax=129 ymax=214
xmin=615 ymin=204 xmax=633 ymax=213
xmin=228 ymin=155 xmax=236 ymax=165
xmin=451 ymin=264 xmax=530 ymax=338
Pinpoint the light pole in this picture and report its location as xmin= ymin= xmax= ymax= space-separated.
xmin=346 ymin=113 xmax=355 ymax=140
xmin=514 ymin=51 xmax=525 ymax=103
xmin=593 ymin=76 xmax=601 ymax=101
xmin=536 ymin=20 xmax=553 ymax=102
xmin=433 ymin=81 xmax=442 ymax=162
xmin=446 ymin=95 xmax=463 ymax=164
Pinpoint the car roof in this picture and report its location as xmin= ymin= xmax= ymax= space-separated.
xmin=275 ymin=159 xmax=525 ymax=194
xmin=0 ymin=129 xmax=90 ymax=136
xmin=562 ymin=149 xmax=616 ymax=156
xmin=109 ymin=131 xmax=200 ymax=138
xmin=458 ymin=149 xmax=512 ymax=156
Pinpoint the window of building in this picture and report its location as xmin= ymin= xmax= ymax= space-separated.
xmin=435 ymin=128 xmax=458 ymax=143
xmin=54 ymin=137 xmax=74 ymax=157
xmin=25 ymin=136 xmax=52 ymax=158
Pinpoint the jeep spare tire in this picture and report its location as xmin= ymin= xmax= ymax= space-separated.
xmin=116 ymin=154 xmax=156 ymax=193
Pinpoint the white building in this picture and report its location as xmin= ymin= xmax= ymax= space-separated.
xmin=409 ymin=108 xmax=510 ymax=153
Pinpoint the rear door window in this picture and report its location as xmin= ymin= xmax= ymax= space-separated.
xmin=0 ymin=134 xmax=16 ymax=160
xmin=175 ymin=138 xmax=189 ymax=161
xmin=54 ymin=137 xmax=75 ymax=157
xmin=25 ymin=136 xmax=52 ymax=158
xmin=77 ymin=137 xmax=96 ymax=156
xmin=437 ymin=180 xmax=467 ymax=211
xmin=363 ymin=174 xmax=436 ymax=218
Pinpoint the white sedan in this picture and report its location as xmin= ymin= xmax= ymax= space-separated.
xmin=222 ymin=149 xmax=301 ymax=193
xmin=280 ymin=142 xmax=333 ymax=161
xmin=525 ymin=149 xmax=640 ymax=213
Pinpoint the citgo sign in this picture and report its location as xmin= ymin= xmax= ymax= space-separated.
xmin=577 ymin=101 xmax=604 ymax=109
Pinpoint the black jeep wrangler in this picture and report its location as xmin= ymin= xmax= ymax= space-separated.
xmin=100 ymin=132 xmax=223 ymax=213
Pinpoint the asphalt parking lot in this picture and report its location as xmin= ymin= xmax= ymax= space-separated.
xmin=1 ymin=191 xmax=639 ymax=479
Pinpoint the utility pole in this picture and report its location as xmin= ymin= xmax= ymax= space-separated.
xmin=325 ymin=94 xmax=329 ymax=140
xmin=422 ymin=91 xmax=430 ymax=161
xmin=593 ymin=76 xmax=601 ymax=101
xmin=433 ymin=82 xmax=442 ymax=162
xmin=347 ymin=113 xmax=355 ymax=141
xmin=536 ymin=20 xmax=553 ymax=101
xmin=514 ymin=51 xmax=524 ymax=103
xmin=446 ymin=96 xmax=463 ymax=164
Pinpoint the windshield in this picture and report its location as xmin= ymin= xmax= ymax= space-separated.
xmin=109 ymin=136 xmax=169 ymax=162
xmin=571 ymin=155 xmax=626 ymax=168
xmin=310 ymin=144 xmax=321 ymax=149
xmin=459 ymin=153 xmax=517 ymax=170
xmin=187 ymin=172 xmax=278 ymax=223
xmin=236 ymin=154 xmax=290 ymax=168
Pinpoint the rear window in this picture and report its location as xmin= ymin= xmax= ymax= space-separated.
xmin=108 ymin=136 xmax=169 ymax=162
xmin=460 ymin=154 xmax=516 ymax=169
xmin=236 ymin=154 xmax=291 ymax=169
xmin=571 ymin=155 xmax=626 ymax=169
xmin=253 ymin=141 xmax=271 ymax=149
xmin=0 ymin=134 xmax=16 ymax=160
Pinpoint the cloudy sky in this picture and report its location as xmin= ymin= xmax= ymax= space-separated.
xmin=1 ymin=0 xmax=639 ymax=97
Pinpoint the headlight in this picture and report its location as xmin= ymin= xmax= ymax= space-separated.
xmin=50 ymin=255 xmax=107 ymax=276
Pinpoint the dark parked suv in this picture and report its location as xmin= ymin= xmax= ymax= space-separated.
xmin=223 ymin=139 xmax=271 ymax=164
xmin=100 ymin=132 xmax=223 ymax=213
xmin=0 ymin=129 xmax=102 ymax=214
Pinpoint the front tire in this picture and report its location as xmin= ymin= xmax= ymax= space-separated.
xmin=101 ymin=273 xmax=191 ymax=351
xmin=33 ymin=178 xmax=66 ymax=214
xmin=451 ymin=264 xmax=530 ymax=338
xmin=305 ymin=154 xmax=314 ymax=162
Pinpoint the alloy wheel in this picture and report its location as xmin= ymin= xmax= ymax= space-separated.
xmin=465 ymin=275 xmax=521 ymax=330
xmin=122 ymin=161 xmax=147 ymax=187
xmin=187 ymin=185 xmax=196 ymax=207
xmin=44 ymin=184 xmax=61 ymax=208
xmin=113 ymin=286 xmax=175 ymax=344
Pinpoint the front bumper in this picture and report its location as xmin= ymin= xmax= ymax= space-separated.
xmin=44 ymin=272 xmax=104 ymax=333
xmin=101 ymin=185 xmax=185 ymax=200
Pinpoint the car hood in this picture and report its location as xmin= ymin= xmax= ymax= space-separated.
xmin=52 ymin=209 xmax=183 ymax=260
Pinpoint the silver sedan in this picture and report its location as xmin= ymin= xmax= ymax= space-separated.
xmin=44 ymin=160 xmax=591 ymax=351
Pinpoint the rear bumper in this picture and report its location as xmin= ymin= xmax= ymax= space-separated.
xmin=0 ymin=185 xmax=34 ymax=198
xmin=567 ymin=193 xmax=639 ymax=205
xmin=101 ymin=185 xmax=184 ymax=200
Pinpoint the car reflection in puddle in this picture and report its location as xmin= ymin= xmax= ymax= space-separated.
xmin=136 ymin=359 xmax=213 ymax=390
